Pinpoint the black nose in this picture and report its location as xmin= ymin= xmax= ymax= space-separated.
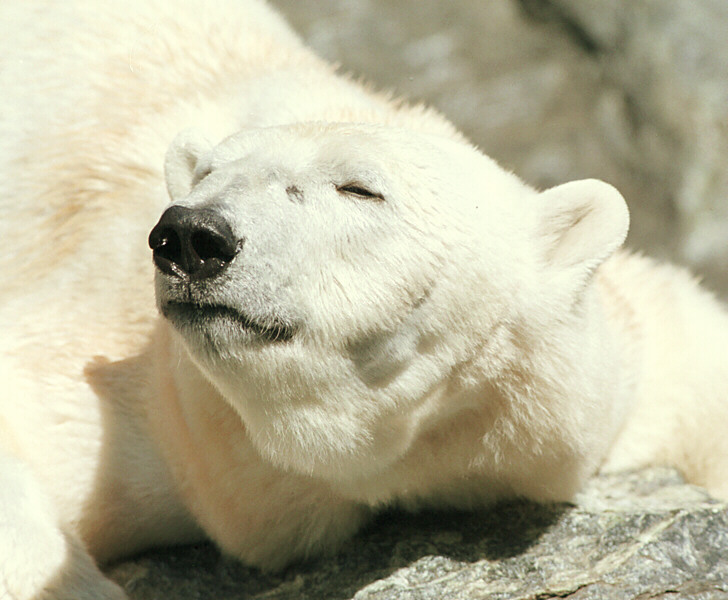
xmin=148 ymin=206 xmax=239 ymax=280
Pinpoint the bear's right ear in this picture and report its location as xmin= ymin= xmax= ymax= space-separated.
xmin=164 ymin=129 xmax=213 ymax=202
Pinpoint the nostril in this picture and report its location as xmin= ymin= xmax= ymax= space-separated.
xmin=154 ymin=228 xmax=182 ymax=262
xmin=191 ymin=229 xmax=236 ymax=263
xmin=149 ymin=225 xmax=185 ymax=277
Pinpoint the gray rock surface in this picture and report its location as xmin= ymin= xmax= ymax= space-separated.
xmin=521 ymin=0 xmax=728 ymax=295
xmin=106 ymin=2 xmax=728 ymax=598
xmin=108 ymin=468 xmax=728 ymax=599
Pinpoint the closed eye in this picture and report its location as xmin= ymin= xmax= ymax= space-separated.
xmin=336 ymin=184 xmax=385 ymax=202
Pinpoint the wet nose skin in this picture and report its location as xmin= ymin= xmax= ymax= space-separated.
xmin=148 ymin=206 xmax=239 ymax=280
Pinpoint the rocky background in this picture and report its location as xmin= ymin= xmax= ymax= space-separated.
xmin=109 ymin=1 xmax=728 ymax=598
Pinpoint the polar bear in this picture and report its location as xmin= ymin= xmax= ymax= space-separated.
xmin=1 ymin=0 xmax=727 ymax=598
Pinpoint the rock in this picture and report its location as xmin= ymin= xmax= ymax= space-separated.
xmin=520 ymin=0 xmax=728 ymax=296
xmin=108 ymin=468 xmax=728 ymax=599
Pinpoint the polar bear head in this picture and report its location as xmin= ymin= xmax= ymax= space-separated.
xmin=150 ymin=123 xmax=628 ymax=484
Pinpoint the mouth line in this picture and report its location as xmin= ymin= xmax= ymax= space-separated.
xmin=161 ymin=301 xmax=295 ymax=343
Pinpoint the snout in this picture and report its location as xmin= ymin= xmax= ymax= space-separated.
xmin=148 ymin=206 xmax=240 ymax=280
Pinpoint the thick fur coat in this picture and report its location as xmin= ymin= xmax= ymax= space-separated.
xmin=1 ymin=1 xmax=727 ymax=598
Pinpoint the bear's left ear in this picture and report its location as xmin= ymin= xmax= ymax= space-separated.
xmin=538 ymin=179 xmax=629 ymax=285
xmin=164 ymin=129 xmax=213 ymax=202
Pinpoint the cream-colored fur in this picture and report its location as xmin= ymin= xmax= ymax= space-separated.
xmin=1 ymin=1 xmax=726 ymax=598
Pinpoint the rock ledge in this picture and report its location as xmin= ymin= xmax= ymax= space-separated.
xmin=109 ymin=468 xmax=728 ymax=599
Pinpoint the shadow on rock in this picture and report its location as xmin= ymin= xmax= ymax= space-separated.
xmin=109 ymin=499 xmax=567 ymax=600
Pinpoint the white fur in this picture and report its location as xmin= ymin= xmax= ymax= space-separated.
xmin=1 ymin=1 xmax=727 ymax=598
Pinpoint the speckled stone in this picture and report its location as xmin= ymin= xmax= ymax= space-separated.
xmin=521 ymin=0 xmax=728 ymax=297
xmin=108 ymin=468 xmax=728 ymax=599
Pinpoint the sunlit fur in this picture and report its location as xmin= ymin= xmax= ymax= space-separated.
xmin=1 ymin=1 xmax=727 ymax=598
